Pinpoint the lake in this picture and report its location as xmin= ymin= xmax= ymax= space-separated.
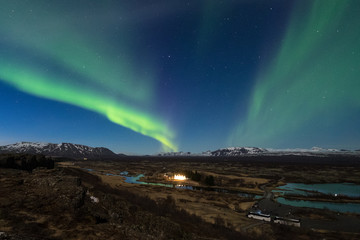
xmin=274 ymin=183 xmax=360 ymax=197
xmin=273 ymin=183 xmax=360 ymax=213
xmin=277 ymin=197 xmax=360 ymax=213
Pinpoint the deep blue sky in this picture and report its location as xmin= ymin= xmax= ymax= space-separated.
xmin=1 ymin=1 xmax=359 ymax=154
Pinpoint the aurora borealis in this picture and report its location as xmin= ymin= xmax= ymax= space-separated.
xmin=0 ymin=1 xmax=177 ymax=151
xmin=1 ymin=1 xmax=359 ymax=154
xmin=230 ymin=0 xmax=360 ymax=149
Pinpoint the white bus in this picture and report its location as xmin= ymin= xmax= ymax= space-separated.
xmin=247 ymin=212 xmax=271 ymax=222
xmin=274 ymin=216 xmax=301 ymax=227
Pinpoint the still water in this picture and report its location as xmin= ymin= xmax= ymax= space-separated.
xmin=274 ymin=183 xmax=360 ymax=197
xmin=277 ymin=197 xmax=360 ymax=213
xmin=273 ymin=183 xmax=360 ymax=213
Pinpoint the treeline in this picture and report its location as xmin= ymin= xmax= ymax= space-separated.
xmin=184 ymin=170 xmax=215 ymax=186
xmin=0 ymin=153 xmax=54 ymax=172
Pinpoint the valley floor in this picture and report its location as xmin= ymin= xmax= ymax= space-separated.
xmin=1 ymin=156 xmax=360 ymax=239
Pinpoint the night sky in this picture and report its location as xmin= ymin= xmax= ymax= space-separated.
xmin=1 ymin=0 xmax=359 ymax=154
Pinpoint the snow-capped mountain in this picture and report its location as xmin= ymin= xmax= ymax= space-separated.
xmin=158 ymin=146 xmax=359 ymax=157
xmin=157 ymin=147 xmax=268 ymax=157
xmin=0 ymin=142 xmax=119 ymax=159
xmin=208 ymin=146 xmax=359 ymax=157
xmin=210 ymin=147 xmax=268 ymax=156
xmin=263 ymin=147 xmax=357 ymax=156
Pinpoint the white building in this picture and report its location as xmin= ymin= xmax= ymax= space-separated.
xmin=247 ymin=212 xmax=271 ymax=222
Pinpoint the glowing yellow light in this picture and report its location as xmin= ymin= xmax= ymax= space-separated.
xmin=173 ymin=174 xmax=187 ymax=181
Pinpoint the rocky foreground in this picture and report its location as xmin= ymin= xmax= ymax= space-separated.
xmin=0 ymin=163 xmax=245 ymax=240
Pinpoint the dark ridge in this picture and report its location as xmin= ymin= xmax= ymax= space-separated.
xmin=0 ymin=153 xmax=54 ymax=172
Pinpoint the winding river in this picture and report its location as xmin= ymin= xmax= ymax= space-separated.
xmin=85 ymin=169 xmax=261 ymax=198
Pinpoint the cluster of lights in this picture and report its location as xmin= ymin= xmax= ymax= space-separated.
xmin=173 ymin=174 xmax=187 ymax=181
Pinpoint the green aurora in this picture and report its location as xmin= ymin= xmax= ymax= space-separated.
xmin=231 ymin=0 xmax=360 ymax=148
xmin=1 ymin=1 xmax=359 ymax=153
xmin=0 ymin=2 xmax=177 ymax=151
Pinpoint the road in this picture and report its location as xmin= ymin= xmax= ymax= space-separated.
xmin=249 ymin=178 xmax=360 ymax=233
xmin=241 ymin=221 xmax=265 ymax=231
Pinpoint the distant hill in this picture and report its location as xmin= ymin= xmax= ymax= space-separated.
xmin=157 ymin=151 xmax=193 ymax=157
xmin=158 ymin=146 xmax=360 ymax=157
xmin=0 ymin=142 xmax=121 ymax=159
xmin=210 ymin=147 xmax=267 ymax=156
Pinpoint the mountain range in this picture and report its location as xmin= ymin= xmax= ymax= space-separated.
xmin=0 ymin=142 xmax=119 ymax=159
xmin=1 ymin=142 xmax=359 ymax=159
xmin=160 ymin=147 xmax=360 ymax=157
